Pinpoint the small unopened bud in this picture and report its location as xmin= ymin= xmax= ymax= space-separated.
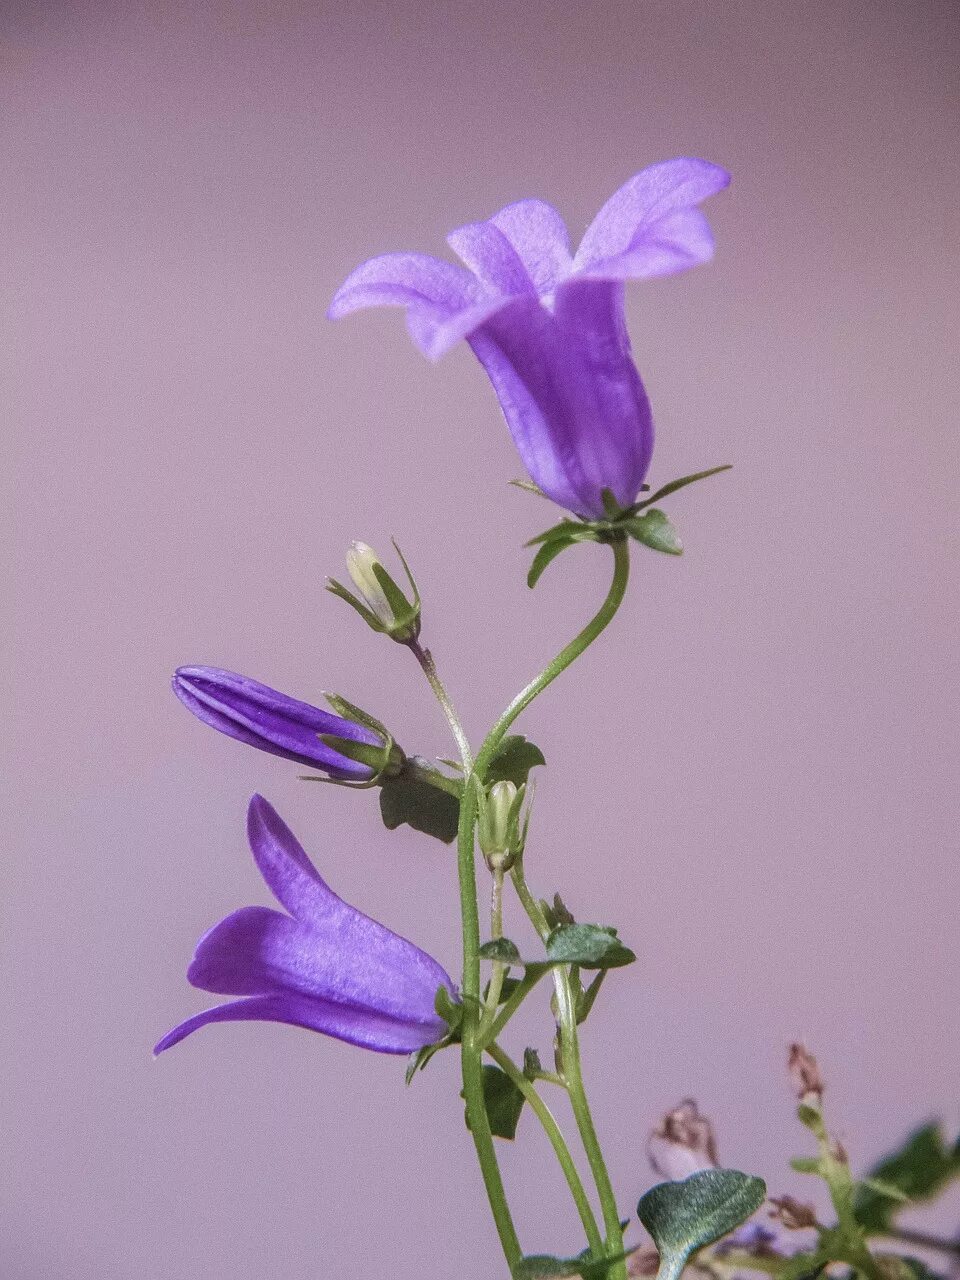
xmin=327 ymin=540 xmax=421 ymax=643
xmin=648 ymin=1099 xmax=718 ymax=1180
xmin=478 ymin=779 xmax=529 ymax=869
xmin=788 ymin=1043 xmax=825 ymax=1101
xmin=769 ymin=1196 xmax=817 ymax=1230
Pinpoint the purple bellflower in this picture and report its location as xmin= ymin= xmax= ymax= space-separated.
xmin=155 ymin=795 xmax=456 ymax=1055
xmin=330 ymin=157 xmax=730 ymax=519
xmin=172 ymin=666 xmax=382 ymax=781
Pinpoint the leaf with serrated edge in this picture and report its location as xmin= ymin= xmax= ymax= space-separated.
xmin=637 ymin=1169 xmax=766 ymax=1280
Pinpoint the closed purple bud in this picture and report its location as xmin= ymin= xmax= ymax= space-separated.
xmin=155 ymin=795 xmax=456 ymax=1056
xmin=172 ymin=666 xmax=382 ymax=780
xmin=330 ymin=158 xmax=730 ymax=519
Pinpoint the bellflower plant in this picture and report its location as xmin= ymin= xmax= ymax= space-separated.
xmin=161 ymin=160 xmax=959 ymax=1280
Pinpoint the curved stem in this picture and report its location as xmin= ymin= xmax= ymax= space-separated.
xmin=409 ymin=639 xmax=473 ymax=770
xmin=486 ymin=1043 xmax=604 ymax=1256
xmin=474 ymin=539 xmax=630 ymax=779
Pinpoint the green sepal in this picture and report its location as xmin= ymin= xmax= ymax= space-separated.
xmin=541 ymin=894 xmax=576 ymax=929
xmin=510 ymin=478 xmax=549 ymax=499
xmin=513 ymin=1247 xmax=637 ymax=1280
xmin=486 ymin=735 xmax=546 ymax=787
xmin=479 ymin=937 xmax=522 ymax=964
xmin=434 ymin=984 xmax=462 ymax=1034
xmin=575 ymin=970 xmax=607 ymax=1024
xmin=853 ymin=1122 xmax=960 ymax=1232
xmin=379 ymin=772 xmax=460 ymax=843
xmin=318 ymin=733 xmax=398 ymax=772
xmin=637 ymin=1169 xmax=767 ymax=1280
xmin=325 ymin=577 xmax=385 ymax=632
xmin=546 ymin=923 xmax=635 ymax=970
xmin=526 ymin=520 xmax=590 ymax=547
xmin=527 ymin=536 xmax=579 ymax=587
xmin=623 ymin=508 xmax=683 ymax=555
xmin=463 ymin=1065 xmax=525 ymax=1141
xmin=628 ymin=465 xmax=732 ymax=513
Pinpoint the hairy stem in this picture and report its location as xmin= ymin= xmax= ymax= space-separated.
xmin=409 ymin=639 xmax=473 ymax=770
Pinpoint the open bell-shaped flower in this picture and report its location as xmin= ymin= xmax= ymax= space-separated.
xmin=155 ymin=795 xmax=457 ymax=1055
xmin=330 ymin=158 xmax=730 ymax=519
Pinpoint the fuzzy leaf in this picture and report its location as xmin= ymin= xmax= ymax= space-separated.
xmin=545 ymin=923 xmax=635 ymax=970
xmin=637 ymin=1169 xmax=767 ymax=1280
xmin=479 ymin=937 xmax=522 ymax=964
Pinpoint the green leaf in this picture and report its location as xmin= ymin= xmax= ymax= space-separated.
xmin=463 ymin=1065 xmax=525 ymax=1140
xmin=637 ymin=1169 xmax=767 ymax=1280
xmin=624 ymin=509 xmax=683 ymax=555
xmin=479 ymin=937 xmax=522 ymax=964
xmin=486 ymin=735 xmax=546 ymax=787
xmin=484 ymin=974 xmax=522 ymax=1004
xmin=379 ymin=773 xmax=460 ymax=843
xmin=528 ymin=536 xmax=578 ymax=587
xmin=790 ymin=1157 xmax=822 ymax=1175
xmin=523 ymin=1047 xmax=542 ymax=1080
xmin=575 ymin=970 xmax=607 ymax=1024
xmin=853 ymin=1122 xmax=960 ymax=1232
xmin=632 ymin=465 xmax=732 ymax=511
xmin=513 ymin=1249 xmax=635 ymax=1279
xmin=545 ymin=923 xmax=636 ymax=970
xmin=526 ymin=520 xmax=590 ymax=547
xmin=897 ymin=1259 xmax=949 ymax=1280
xmin=858 ymin=1177 xmax=910 ymax=1204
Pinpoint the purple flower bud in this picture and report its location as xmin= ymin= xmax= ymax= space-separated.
xmin=330 ymin=157 xmax=730 ymax=520
xmin=172 ymin=666 xmax=382 ymax=780
xmin=155 ymin=796 xmax=456 ymax=1056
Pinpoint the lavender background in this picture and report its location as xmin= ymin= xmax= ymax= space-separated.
xmin=3 ymin=2 xmax=959 ymax=1277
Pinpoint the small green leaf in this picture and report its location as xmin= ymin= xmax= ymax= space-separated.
xmin=526 ymin=520 xmax=590 ymax=547
xmin=434 ymin=985 xmax=462 ymax=1032
xmin=379 ymin=773 xmax=460 ymax=843
xmin=463 ymin=1065 xmax=525 ymax=1140
xmin=546 ymin=923 xmax=636 ymax=970
xmin=637 ymin=1169 xmax=767 ymax=1280
xmin=486 ymin=735 xmax=546 ymax=787
xmin=523 ymin=1047 xmax=542 ymax=1079
xmin=479 ymin=937 xmax=522 ymax=964
xmin=796 ymin=1103 xmax=822 ymax=1131
xmin=624 ymin=509 xmax=683 ymax=555
xmin=632 ymin=465 xmax=732 ymax=511
xmin=853 ymin=1122 xmax=960 ymax=1232
xmin=575 ymin=970 xmax=607 ymax=1024
xmin=513 ymin=1249 xmax=635 ymax=1279
xmin=790 ymin=1157 xmax=822 ymax=1175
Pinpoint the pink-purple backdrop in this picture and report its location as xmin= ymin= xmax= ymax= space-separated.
xmin=4 ymin=2 xmax=959 ymax=1277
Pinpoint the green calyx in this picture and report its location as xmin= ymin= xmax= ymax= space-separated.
xmin=315 ymin=693 xmax=404 ymax=786
xmin=327 ymin=538 xmax=422 ymax=642
xmin=477 ymin=779 xmax=530 ymax=869
xmin=523 ymin=466 xmax=732 ymax=587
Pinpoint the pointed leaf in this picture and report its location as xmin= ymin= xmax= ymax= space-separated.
xmin=486 ymin=735 xmax=546 ymax=787
xmin=526 ymin=520 xmax=590 ymax=547
xmin=854 ymin=1123 xmax=960 ymax=1232
xmin=637 ymin=1169 xmax=767 ymax=1280
xmin=546 ymin=923 xmax=635 ymax=970
xmin=379 ymin=773 xmax=460 ymax=843
xmin=528 ymin=536 xmax=578 ymax=587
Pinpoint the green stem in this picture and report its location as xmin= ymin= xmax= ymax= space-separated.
xmin=486 ymin=1042 xmax=604 ymax=1256
xmin=402 ymin=755 xmax=463 ymax=797
xmin=481 ymin=966 xmax=548 ymax=1045
xmin=481 ymin=865 xmax=508 ymax=1027
xmin=457 ymin=761 xmax=523 ymax=1271
xmin=474 ymin=539 xmax=630 ymax=779
xmin=409 ymin=639 xmax=474 ymax=770
xmin=512 ymin=864 xmax=627 ymax=1279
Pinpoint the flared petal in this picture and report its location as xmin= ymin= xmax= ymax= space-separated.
xmin=154 ymin=991 xmax=443 ymax=1056
xmin=573 ymin=157 xmax=730 ymax=277
xmin=575 ymin=208 xmax=717 ymax=280
xmin=245 ymin=793 xmax=344 ymax=924
xmin=172 ymin=667 xmax=376 ymax=779
xmin=469 ymin=280 xmax=653 ymax=518
xmin=447 ymin=220 xmax=538 ymax=297
xmin=328 ymin=251 xmax=481 ymax=318
xmin=490 ymin=199 xmax=573 ymax=294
